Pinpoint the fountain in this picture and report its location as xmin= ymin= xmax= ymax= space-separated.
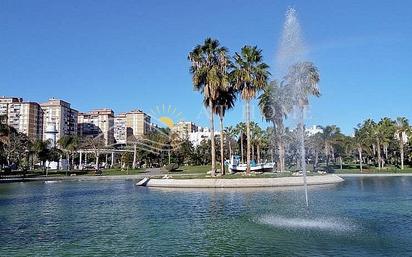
xmin=276 ymin=8 xmax=320 ymax=207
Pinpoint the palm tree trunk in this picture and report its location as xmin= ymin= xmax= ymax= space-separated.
xmin=228 ymin=140 xmax=232 ymax=160
xmin=66 ymin=152 xmax=70 ymax=171
xmin=219 ymin=115 xmax=225 ymax=175
xmin=95 ymin=152 xmax=100 ymax=170
xmin=298 ymin=106 xmax=308 ymax=207
xmin=339 ymin=156 xmax=343 ymax=170
xmin=132 ymin=144 xmax=137 ymax=169
xmin=271 ymin=149 xmax=274 ymax=163
xmin=246 ymin=100 xmax=251 ymax=174
xmin=279 ymin=143 xmax=284 ymax=172
xmin=325 ymin=143 xmax=330 ymax=167
xmin=257 ymin=144 xmax=260 ymax=164
xmin=358 ymin=147 xmax=363 ymax=172
xmin=252 ymin=144 xmax=255 ymax=162
xmin=400 ymin=142 xmax=404 ymax=170
xmin=377 ymin=140 xmax=381 ymax=170
xmin=209 ymin=99 xmax=216 ymax=176
xmin=240 ymin=132 xmax=244 ymax=164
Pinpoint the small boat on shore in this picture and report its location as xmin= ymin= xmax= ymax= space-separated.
xmin=228 ymin=155 xmax=275 ymax=173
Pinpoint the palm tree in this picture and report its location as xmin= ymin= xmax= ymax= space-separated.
xmin=213 ymin=86 xmax=236 ymax=175
xmin=188 ymin=38 xmax=230 ymax=176
xmin=258 ymin=80 xmax=291 ymax=171
xmin=284 ymin=62 xmax=320 ymax=168
xmin=377 ymin=118 xmax=395 ymax=168
xmin=235 ymin=122 xmax=246 ymax=163
xmin=353 ymin=126 xmax=369 ymax=172
xmin=307 ymin=132 xmax=323 ymax=171
xmin=32 ymin=139 xmax=51 ymax=172
xmin=224 ymin=125 xmax=237 ymax=161
xmin=395 ymin=117 xmax=410 ymax=170
xmin=231 ymin=45 xmax=269 ymax=174
xmin=250 ymin=122 xmax=263 ymax=163
xmin=320 ymin=125 xmax=341 ymax=167
xmin=58 ymin=135 xmax=80 ymax=171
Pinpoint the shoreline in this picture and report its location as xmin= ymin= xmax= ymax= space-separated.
xmin=1 ymin=172 xmax=412 ymax=184
xmin=137 ymin=174 xmax=344 ymax=188
xmin=338 ymin=173 xmax=412 ymax=177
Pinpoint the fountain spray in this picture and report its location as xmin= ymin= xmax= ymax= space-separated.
xmin=277 ymin=8 xmax=319 ymax=208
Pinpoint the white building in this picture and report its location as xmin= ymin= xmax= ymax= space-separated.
xmin=306 ymin=125 xmax=323 ymax=136
xmin=189 ymin=128 xmax=221 ymax=147
xmin=40 ymin=98 xmax=78 ymax=142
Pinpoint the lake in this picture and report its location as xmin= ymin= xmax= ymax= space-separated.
xmin=0 ymin=176 xmax=411 ymax=256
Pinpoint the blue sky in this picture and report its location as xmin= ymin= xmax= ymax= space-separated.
xmin=1 ymin=0 xmax=411 ymax=135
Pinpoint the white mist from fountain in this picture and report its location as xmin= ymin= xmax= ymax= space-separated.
xmin=276 ymin=8 xmax=319 ymax=207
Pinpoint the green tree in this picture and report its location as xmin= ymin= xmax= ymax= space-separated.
xmin=235 ymin=122 xmax=246 ymax=163
xmin=188 ymin=38 xmax=230 ymax=176
xmin=58 ymin=135 xmax=80 ymax=171
xmin=395 ymin=117 xmax=410 ymax=170
xmin=258 ymin=80 xmax=291 ymax=171
xmin=231 ymin=46 xmax=269 ymax=174
xmin=320 ymin=125 xmax=341 ymax=167
xmin=224 ymin=125 xmax=237 ymax=161
xmin=32 ymin=139 xmax=51 ymax=172
xmin=213 ymin=86 xmax=236 ymax=175
xmin=284 ymin=62 xmax=320 ymax=179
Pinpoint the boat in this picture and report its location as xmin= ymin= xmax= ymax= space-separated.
xmin=228 ymin=155 xmax=275 ymax=173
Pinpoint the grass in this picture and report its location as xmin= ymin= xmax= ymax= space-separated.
xmin=99 ymin=168 xmax=146 ymax=176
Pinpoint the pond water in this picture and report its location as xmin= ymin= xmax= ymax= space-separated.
xmin=0 ymin=177 xmax=411 ymax=256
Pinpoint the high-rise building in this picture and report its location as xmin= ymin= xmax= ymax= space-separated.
xmin=126 ymin=110 xmax=150 ymax=139
xmin=114 ymin=113 xmax=127 ymax=144
xmin=0 ymin=96 xmax=22 ymax=118
xmin=172 ymin=121 xmax=198 ymax=139
xmin=40 ymin=98 xmax=78 ymax=142
xmin=78 ymin=108 xmax=115 ymax=146
xmin=0 ymin=97 xmax=43 ymax=140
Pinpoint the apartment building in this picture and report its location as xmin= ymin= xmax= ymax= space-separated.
xmin=40 ymin=98 xmax=78 ymax=142
xmin=126 ymin=110 xmax=150 ymax=139
xmin=78 ymin=108 xmax=115 ymax=146
xmin=172 ymin=121 xmax=199 ymax=139
xmin=114 ymin=113 xmax=127 ymax=144
xmin=0 ymin=96 xmax=22 ymax=118
xmin=0 ymin=97 xmax=43 ymax=140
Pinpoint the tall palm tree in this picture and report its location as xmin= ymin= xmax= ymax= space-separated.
xmin=377 ymin=118 xmax=395 ymax=168
xmin=231 ymin=45 xmax=269 ymax=174
xmin=320 ymin=125 xmax=341 ymax=167
xmin=188 ymin=38 xmax=230 ymax=176
xmin=250 ymin=122 xmax=263 ymax=163
xmin=284 ymin=62 xmax=320 ymax=168
xmin=353 ymin=126 xmax=369 ymax=172
xmin=235 ymin=122 xmax=246 ymax=163
xmin=258 ymin=80 xmax=291 ymax=171
xmin=224 ymin=125 xmax=237 ymax=161
xmin=213 ymin=86 xmax=236 ymax=175
xmin=284 ymin=62 xmax=319 ymax=207
xmin=395 ymin=117 xmax=410 ymax=170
